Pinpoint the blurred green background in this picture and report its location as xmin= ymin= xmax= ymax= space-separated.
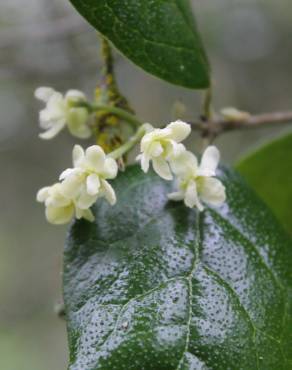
xmin=0 ymin=0 xmax=291 ymax=369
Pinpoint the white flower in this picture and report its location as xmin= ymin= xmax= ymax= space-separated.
xmin=37 ymin=145 xmax=118 ymax=225
xmin=60 ymin=145 xmax=118 ymax=207
xmin=168 ymin=146 xmax=226 ymax=211
xmin=35 ymin=87 xmax=91 ymax=140
xmin=36 ymin=183 xmax=94 ymax=225
xmin=136 ymin=120 xmax=191 ymax=180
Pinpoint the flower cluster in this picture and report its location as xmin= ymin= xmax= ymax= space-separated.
xmin=137 ymin=121 xmax=226 ymax=210
xmin=37 ymin=145 xmax=118 ymax=224
xmin=35 ymin=87 xmax=226 ymax=225
xmin=35 ymin=87 xmax=91 ymax=140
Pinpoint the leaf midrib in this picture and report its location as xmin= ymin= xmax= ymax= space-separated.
xmin=105 ymin=0 xmax=202 ymax=52
xmin=175 ymin=210 xmax=201 ymax=370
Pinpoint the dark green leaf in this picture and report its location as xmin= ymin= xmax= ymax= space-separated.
xmin=236 ymin=132 xmax=292 ymax=234
xmin=63 ymin=165 xmax=292 ymax=370
xmin=68 ymin=0 xmax=210 ymax=89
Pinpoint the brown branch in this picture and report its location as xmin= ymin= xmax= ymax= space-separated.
xmin=190 ymin=110 xmax=292 ymax=139
xmin=234 ymin=111 xmax=292 ymax=127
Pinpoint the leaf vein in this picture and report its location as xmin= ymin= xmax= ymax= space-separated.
xmin=104 ymin=0 xmax=198 ymax=53
xmin=176 ymin=211 xmax=201 ymax=370
xmin=211 ymin=209 xmax=285 ymax=292
xmin=94 ymin=276 xmax=189 ymax=352
xmin=202 ymin=263 xmax=260 ymax=370
xmin=210 ymin=208 xmax=288 ymax=344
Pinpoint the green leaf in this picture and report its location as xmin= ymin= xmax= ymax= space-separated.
xmin=63 ymin=165 xmax=292 ymax=370
xmin=68 ymin=0 xmax=210 ymax=89
xmin=236 ymin=132 xmax=292 ymax=235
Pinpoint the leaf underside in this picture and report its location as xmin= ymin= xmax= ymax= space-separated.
xmin=68 ymin=0 xmax=210 ymax=89
xmin=64 ymin=165 xmax=292 ymax=370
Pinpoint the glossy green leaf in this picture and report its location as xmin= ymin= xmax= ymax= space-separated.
xmin=68 ymin=0 xmax=210 ymax=89
xmin=236 ymin=132 xmax=292 ymax=234
xmin=63 ymin=165 xmax=292 ymax=370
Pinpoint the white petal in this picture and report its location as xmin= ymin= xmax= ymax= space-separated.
xmin=166 ymin=141 xmax=186 ymax=158
xmin=39 ymin=110 xmax=55 ymax=129
xmin=149 ymin=142 xmax=163 ymax=157
xmin=152 ymin=157 xmax=173 ymax=180
xmin=83 ymin=209 xmax=95 ymax=222
xmin=86 ymin=174 xmax=101 ymax=196
xmin=39 ymin=109 xmax=51 ymax=125
xmin=35 ymin=87 xmax=55 ymax=102
xmin=75 ymin=206 xmax=83 ymax=220
xmin=75 ymin=188 xmax=97 ymax=209
xmin=39 ymin=99 xmax=65 ymax=133
xmin=185 ymin=180 xmax=204 ymax=211
xmin=39 ymin=121 xmax=65 ymax=140
xmin=198 ymin=146 xmax=220 ymax=177
xmin=36 ymin=186 xmax=50 ymax=202
xmin=170 ymin=150 xmax=198 ymax=177
xmin=72 ymin=145 xmax=84 ymax=168
xmin=140 ymin=128 xmax=169 ymax=152
xmin=140 ymin=135 xmax=152 ymax=153
xmin=101 ymin=179 xmax=116 ymax=205
xmin=168 ymin=191 xmax=185 ymax=201
xmin=45 ymin=189 xmax=71 ymax=208
xmin=85 ymin=145 xmax=106 ymax=171
xmin=59 ymin=168 xmax=77 ymax=181
xmin=45 ymin=204 xmax=74 ymax=225
xmin=167 ymin=120 xmax=191 ymax=142
xmin=138 ymin=153 xmax=150 ymax=173
xmin=61 ymin=175 xmax=83 ymax=198
xmin=67 ymin=108 xmax=91 ymax=139
xmin=65 ymin=90 xmax=86 ymax=102
xmin=76 ymin=207 xmax=95 ymax=222
xmin=141 ymin=123 xmax=154 ymax=151
xmin=199 ymin=177 xmax=226 ymax=207
xmin=102 ymin=158 xmax=118 ymax=179
xmin=142 ymin=123 xmax=154 ymax=134
xmin=46 ymin=93 xmax=65 ymax=113
xmin=185 ymin=181 xmax=204 ymax=211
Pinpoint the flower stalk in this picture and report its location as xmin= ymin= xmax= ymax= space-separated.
xmin=84 ymin=102 xmax=142 ymax=129
xmin=73 ymin=100 xmax=142 ymax=136
xmin=92 ymin=37 xmax=136 ymax=152
xmin=108 ymin=125 xmax=148 ymax=160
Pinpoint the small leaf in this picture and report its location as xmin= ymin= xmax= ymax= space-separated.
xmin=236 ymin=132 xmax=292 ymax=234
xmin=63 ymin=165 xmax=292 ymax=369
xmin=68 ymin=0 xmax=210 ymax=89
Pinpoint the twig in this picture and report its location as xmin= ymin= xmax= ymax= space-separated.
xmin=97 ymin=37 xmax=133 ymax=114
xmin=202 ymin=87 xmax=213 ymax=120
xmin=227 ymin=111 xmax=292 ymax=129
xmin=100 ymin=37 xmax=114 ymax=84
xmin=190 ymin=110 xmax=292 ymax=140
xmin=94 ymin=37 xmax=135 ymax=153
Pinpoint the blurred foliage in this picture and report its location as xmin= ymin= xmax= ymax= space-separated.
xmin=236 ymin=132 xmax=292 ymax=235
xmin=0 ymin=0 xmax=291 ymax=369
